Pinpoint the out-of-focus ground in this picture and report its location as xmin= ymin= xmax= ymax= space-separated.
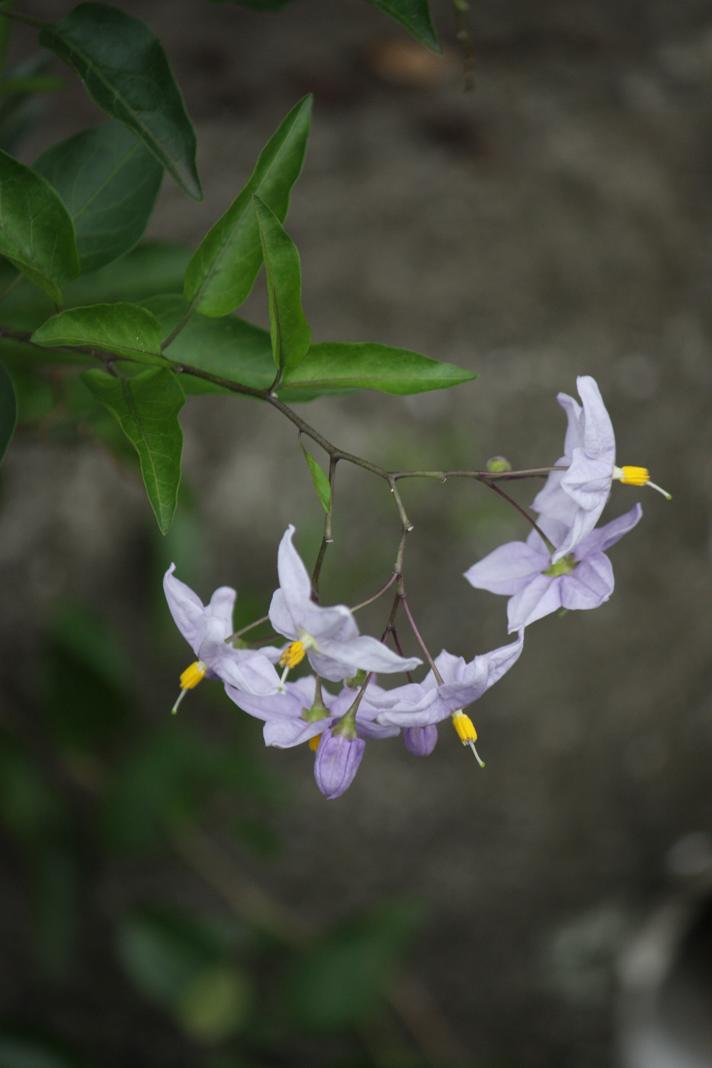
xmin=2 ymin=0 xmax=712 ymax=1065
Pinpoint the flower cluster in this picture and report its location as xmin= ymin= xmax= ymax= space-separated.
xmin=164 ymin=376 xmax=667 ymax=799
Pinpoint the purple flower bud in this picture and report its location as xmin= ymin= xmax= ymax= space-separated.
xmin=403 ymin=725 xmax=438 ymax=757
xmin=313 ymin=730 xmax=366 ymax=800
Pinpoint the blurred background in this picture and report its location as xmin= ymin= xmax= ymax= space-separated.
xmin=2 ymin=0 xmax=712 ymax=1065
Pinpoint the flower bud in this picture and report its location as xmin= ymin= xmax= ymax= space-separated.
xmin=314 ymin=729 xmax=365 ymax=800
xmin=403 ymin=725 xmax=438 ymax=757
xmin=486 ymin=455 xmax=512 ymax=473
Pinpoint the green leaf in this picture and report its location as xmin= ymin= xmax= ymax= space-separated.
xmin=35 ymin=120 xmax=163 ymax=273
xmin=117 ymin=906 xmax=251 ymax=1041
xmin=32 ymin=303 xmax=166 ymax=364
xmin=366 ymin=0 xmax=440 ymax=52
xmin=283 ymin=341 xmax=475 ymax=396
xmin=145 ymin=294 xmax=274 ymax=393
xmin=0 ymin=1038 xmax=75 ymax=1068
xmin=0 ymin=150 xmax=78 ymax=302
xmin=39 ymin=3 xmax=201 ymax=200
xmin=282 ymin=901 xmax=423 ymax=1032
xmin=254 ymin=196 xmax=310 ymax=379
xmin=302 ymin=447 xmax=331 ymax=513
xmin=0 ymin=360 xmax=16 ymax=462
xmin=82 ymin=367 xmax=184 ymax=532
xmin=42 ymin=602 xmax=131 ymax=751
xmin=184 ymin=96 xmax=311 ymax=317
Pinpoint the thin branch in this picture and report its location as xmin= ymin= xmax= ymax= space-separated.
xmin=483 ymin=480 xmax=555 ymax=553
xmin=350 ymin=571 xmax=399 ymax=613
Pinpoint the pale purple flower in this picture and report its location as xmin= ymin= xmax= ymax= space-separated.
xmin=465 ymin=504 xmax=642 ymax=632
xmin=268 ymin=525 xmax=421 ymax=682
xmin=164 ymin=564 xmax=281 ymax=713
xmin=364 ymin=631 xmax=524 ymax=729
xmin=225 ymin=674 xmax=399 ymax=749
xmin=313 ymin=730 xmax=366 ymax=800
xmin=533 ymin=375 xmax=668 ymax=560
xmin=532 ymin=376 xmax=616 ymax=559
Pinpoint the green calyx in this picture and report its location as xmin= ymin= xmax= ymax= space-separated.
xmin=332 ymin=708 xmax=358 ymax=739
xmin=543 ymin=553 xmax=577 ymax=577
xmin=345 ymin=668 xmax=367 ymax=688
xmin=302 ymin=700 xmax=330 ymax=723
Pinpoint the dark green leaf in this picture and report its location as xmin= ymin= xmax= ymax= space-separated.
xmin=282 ymin=341 xmax=475 ymax=396
xmin=0 ymin=733 xmax=64 ymax=843
xmin=366 ymin=0 xmax=440 ymax=52
xmin=283 ymin=901 xmax=423 ymax=1032
xmin=82 ymin=366 xmax=184 ymax=532
xmin=42 ymin=602 xmax=131 ymax=751
xmin=31 ymin=846 xmax=78 ymax=979
xmin=145 ymin=293 xmax=275 ymax=394
xmin=254 ymin=196 xmax=310 ymax=379
xmin=101 ymin=724 xmax=224 ymax=851
xmin=32 ymin=303 xmax=166 ymax=364
xmin=184 ymin=96 xmax=311 ymax=317
xmin=117 ymin=906 xmax=251 ymax=1041
xmin=0 ymin=244 xmax=191 ymax=336
xmin=302 ymin=447 xmax=331 ymax=513
xmin=0 ymin=360 xmax=16 ymax=461
xmin=0 ymin=1038 xmax=75 ymax=1068
xmin=0 ymin=150 xmax=78 ymax=302
xmin=35 ymin=120 xmax=163 ymax=272
xmin=39 ymin=3 xmax=201 ymax=200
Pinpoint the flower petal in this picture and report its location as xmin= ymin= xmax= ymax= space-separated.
xmin=211 ymin=647 xmax=281 ymax=695
xmin=464 ymin=541 xmax=546 ymax=596
xmin=206 ymin=586 xmax=236 ymax=639
xmin=575 ymin=503 xmax=643 ymax=558
xmin=163 ymin=564 xmax=205 ymax=653
xmin=273 ymin=524 xmax=312 ymax=621
xmin=560 ymin=553 xmax=614 ymax=611
xmin=507 ymin=574 xmax=561 ymax=630
xmin=225 ymin=680 xmax=307 ymax=721
xmin=313 ymin=635 xmax=421 ymax=676
xmin=577 ymin=375 xmax=616 ymax=461
xmin=264 ymin=716 xmax=330 ymax=748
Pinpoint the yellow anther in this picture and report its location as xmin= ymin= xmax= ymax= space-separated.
xmin=613 ymin=464 xmax=671 ymax=500
xmin=171 ymin=660 xmax=207 ymax=715
xmin=308 ymin=734 xmax=321 ymax=752
xmin=279 ymin=640 xmax=307 ymax=669
xmin=452 ymin=711 xmax=478 ymax=744
xmin=617 ymin=465 xmax=650 ymax=487
xmin=179 ymin=660 xmax=207 ymax=690
xmin=451 ymin=711 xmax=486 ymax=768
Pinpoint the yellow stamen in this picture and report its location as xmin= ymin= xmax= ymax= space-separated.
xmin=308 ymin=734 xmax=321 ymax=752
xmin=613 ymin=464 xmax=671 ymax=500
xmin=171 ymin=660 xmax=207 ymax=715
xmin=616 ymin=464 xmax=649 ymax=486
xmin=451 ymin=711 xmax=486 ymax=768
xmin=279 ymin=640 xmax=307 ymax=670
xmin=179 ymin=660 xmax=207 ymax=690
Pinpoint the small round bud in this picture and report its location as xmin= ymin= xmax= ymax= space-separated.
xmin=314 ymin=730 xmax=365 ymax=800
xmin=486 ymin=455 xmax=512 ymax=473
xmin=403 ymin=725 xmax=438 ymax=757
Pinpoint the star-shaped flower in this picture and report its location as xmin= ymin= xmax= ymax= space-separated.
xmin=363 ymin=632 xmax=524 ymax=765
xmin=164 ymin=564 xmax=281 ymax=713
xmin=268 ymin=525 xmax=421 ymax=682
xmin=533 ymin=376 xmax=667 ymax=560
xmin=465 ymin=504 xmax=642 ymax=631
